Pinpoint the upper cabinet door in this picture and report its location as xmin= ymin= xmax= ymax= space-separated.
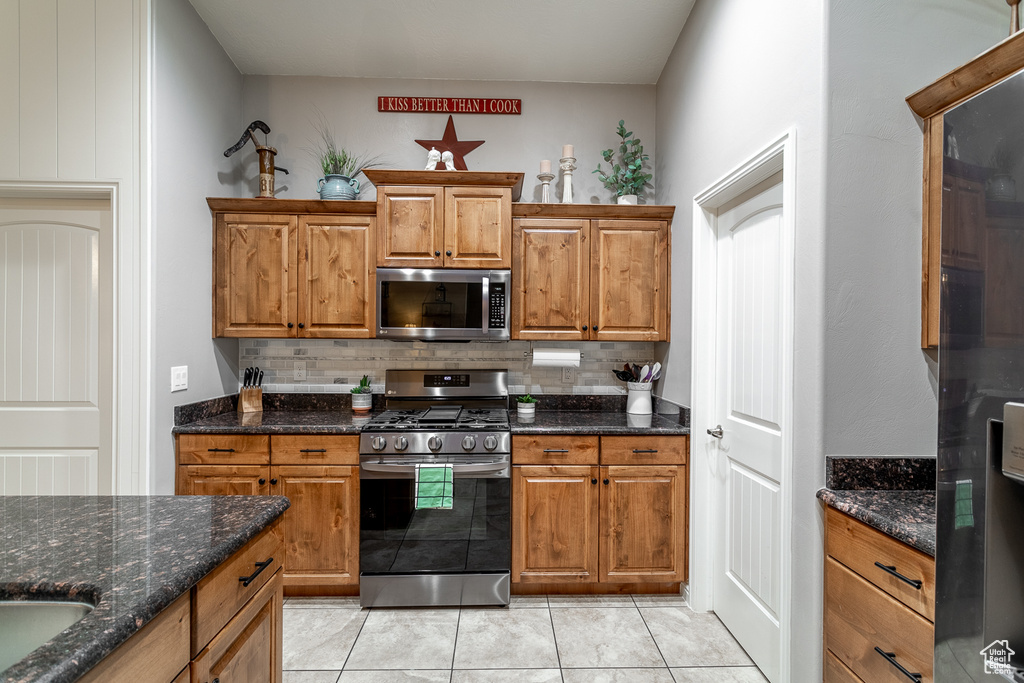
xmin=444 ymin=187 xmax=512 ymax=268
xmin=298 ymin=215 xmax=375 ymax=338
xmin=511 ymin=218 xmax=590 ymax=340
xmin=214 ymin=213 xmax=297 ymax=338
xmin=376 ymin=185 xmax=444 ymax=268
xmin=590 ymin=219 xmax=669 ymax=341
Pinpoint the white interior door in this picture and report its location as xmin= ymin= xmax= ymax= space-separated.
xmin=711 ymin=174 xmax=785 ymax=681
xmin=0 ymin=197 xmax=112 ymax=494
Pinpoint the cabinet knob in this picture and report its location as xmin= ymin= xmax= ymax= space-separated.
xmin=270 ymin=478 xmax=278 ymax=485
xmin=298 ymin=323 xmax=304 ymax=329
xmin=287 ymin=322 xmax=294 ymax=329
xmin=259 ymin=478 xmax=266 ymax=485
xmin=591 ymin=478 xmax=598 ymax=485
xmin=603 ymin=478 xmax=609 ymax=485
xmin=446 ymin=250 xmax=452 ymax=256
xmin=582 ymin=325 xmax=588 ymax=331
xmin=593 ymin=326 xmax=599 ymax=331
xmin=434 ymin=251 xmax=441 ymax=256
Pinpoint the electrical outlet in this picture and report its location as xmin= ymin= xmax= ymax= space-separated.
xmin=171 ymin=366 xmax=188 ymax=392
xmin=561 ymin=367 xmax=576 ymax=384
xmin=293 ymin=361 xmax=307 ymax=381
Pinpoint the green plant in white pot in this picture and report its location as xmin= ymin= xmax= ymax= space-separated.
xmin=351 ymin=375 xmax=373 ymax=413
xmin=593 ymin=119 xmax=653 ymax=204
xmin=516 ymin=394 xmax=538 ymax=418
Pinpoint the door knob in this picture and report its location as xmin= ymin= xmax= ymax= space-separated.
xmin=707 ymin=425 xmax=724 ymax=439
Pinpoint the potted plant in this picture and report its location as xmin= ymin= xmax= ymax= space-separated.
xmin=311 ymin=114 xmax=381 ymax=200
xmin=988 ymin=140 xmax=1016 ymax=201
xmin=516 ymin=394 xmax=538 ymax=418
xmin=351 ymin=375 xmax=373 ymax=412
xmin=593 ymin=119 xmax=653 ymax=204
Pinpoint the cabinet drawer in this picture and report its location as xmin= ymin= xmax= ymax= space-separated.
xmin=825 ymin=648 xmax=865 ymax=683
xmin=178 ymin=434 xmax=270 ymax=465
xmin=826 ymin=508 xmax=935 ymax=621
xmin=600 ymin=436 xmax=687 ymax=465
xmin=271 ymin=435 xmax=359 ymax=465
xmin=825 ymin=557 xmax=933 ymax=683
xmin=192 ymin=569 xmax=282 ymax=683
xmin=192 ymin=519 xmax=283 ymax=656
xmin=512 ymin=435 xmax=599 ymax=465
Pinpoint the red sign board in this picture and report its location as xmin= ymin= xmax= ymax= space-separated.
xmin=378 ymin=96 xmax=521 ymax=115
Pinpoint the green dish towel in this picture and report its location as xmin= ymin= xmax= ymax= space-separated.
xmin=415 ymin=464 xmax=454 ymax=509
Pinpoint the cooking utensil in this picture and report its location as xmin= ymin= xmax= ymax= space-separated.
xmin=632 ymin=364 xmax=641 ymax=381
xmin=640 ymin=365 xmax=650 ymax=382
xmin=243 ymin=367 xmax=253 ymax=388
xmin=256 ymin=368 xmax=264 ymax=387
xmin=613 ymin=370 xmax=634 ymax=382
xmin=649 ymin=362 xmax=661 ymax=382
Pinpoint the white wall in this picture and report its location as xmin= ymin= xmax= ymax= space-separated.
xmin=151 ymin=0 xmax=245 ymax=493
xmin=0 ymin=0 xmax=148 ymax=494
xmin=654 ymin=0 xmax=827 ymax=679
xmin=824 ymin=0 xmax=1005 ymax=458
xmin=241 ymin=77 xmax=656 ymax=204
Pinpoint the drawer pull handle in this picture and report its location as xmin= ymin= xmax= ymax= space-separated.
xmin=300 ymin=448 xmax=327 ymax=453
xmin=874 ymin=647 xmax=923 ymax=681
xmin=207 ymin=448 xmax=235 ymax=452
xmin=239 ymin=558 xmax=274 ymax=587
xmin=874 ymin=562 xmax=923 ymax=589
xmin=633 ymin=449 xmax=659 ymax=453
xmin=543 ymin=449 xmax=570 ymax=453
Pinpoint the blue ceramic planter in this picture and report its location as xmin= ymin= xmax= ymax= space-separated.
xmin=318 ymin=174 xmax=360 ymax=200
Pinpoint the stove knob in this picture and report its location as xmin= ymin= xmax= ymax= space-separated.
xmin=371 ymin=436 xmax=387 ymax=451
xmin=427 ymin=436 xmax=443 ymax=451
xmin=483 ymin=435 xmax=498 ymax=451
xmin=394 ymin=436 xmax=408 ymax=451
xmin=462 ymin=435 xmax=477 ymax=451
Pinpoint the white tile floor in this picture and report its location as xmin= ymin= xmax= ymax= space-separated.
xmin=282 ymin=595 xmax=768 ymax=683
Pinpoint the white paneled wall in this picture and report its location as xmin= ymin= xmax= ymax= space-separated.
xmin=0 ymin=0 xmax=148 ymax=494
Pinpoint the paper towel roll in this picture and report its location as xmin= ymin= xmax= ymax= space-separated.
xmin=532 ymin=349 xmax=581 ymax=367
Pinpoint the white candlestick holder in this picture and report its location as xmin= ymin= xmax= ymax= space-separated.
xmin=560 ymin=156 xmax=577 ymax=204
xmin=537 ymin=172 xmax=556 ymax=203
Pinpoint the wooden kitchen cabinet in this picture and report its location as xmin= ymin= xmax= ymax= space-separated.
xmin=511 ymin=434 xmax=688 ymax=589
xmin=210 ymin=201 xmax=376 ymax=339
xmin=511 ymin=215 xmax=670 ymax=342
xmin=176 ymin=434 xmax=361 ymax=592
xmin=940 ymin=165 xmax=986 ymax=271
xmin=824 ymin=507 xmax=935 ymax=682
xmin=368 ymin=170 xmax=522 ymax=269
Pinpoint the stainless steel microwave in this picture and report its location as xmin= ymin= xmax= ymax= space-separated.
xmin=376 ymin=268 xmax=510 ymax=341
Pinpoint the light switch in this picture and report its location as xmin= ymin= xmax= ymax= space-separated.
xmin=171 ymin=366 xmax=188 ymax=392
xmin=294 ymin=361 xmax=307 ymax=381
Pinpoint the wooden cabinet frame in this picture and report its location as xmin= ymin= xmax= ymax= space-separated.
xmin=907 ymin=31 xmax=1024 ymax=348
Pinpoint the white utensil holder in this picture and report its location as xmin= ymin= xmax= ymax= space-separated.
xmin=626 ymin=382 xmax=652 ymax=414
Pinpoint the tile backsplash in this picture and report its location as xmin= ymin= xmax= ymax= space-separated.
xmin=239 ymin=339 xmax=656 ymax=395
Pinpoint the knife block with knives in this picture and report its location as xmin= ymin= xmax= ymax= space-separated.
xmin=238 ymin=366 xmax=264 ymax=414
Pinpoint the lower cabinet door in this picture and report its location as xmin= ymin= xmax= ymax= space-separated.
xmin=192 ymin=570 xmax=283 ymax=683
xmin=270 ymin=466 xmax=360 ymax=587
xmin=512 ymin=465 xmax=600 ymax=583
xmin=599 ymin=465 xmax=686 ymax=583
xmin=179 ymin=466 xmax=271 ymax=496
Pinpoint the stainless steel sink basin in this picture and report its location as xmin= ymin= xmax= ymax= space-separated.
xmin=0 ymin=600 xmax=94 ymax=673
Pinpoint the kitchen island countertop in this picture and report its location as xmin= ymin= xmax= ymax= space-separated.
xmin=0 ymin=495 xmax=289 ymax=683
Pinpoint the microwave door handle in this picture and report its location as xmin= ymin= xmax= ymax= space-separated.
xmin=482 ymin=276 xmax=490 ymax=333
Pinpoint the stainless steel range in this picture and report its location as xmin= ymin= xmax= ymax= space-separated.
xmin=358 ymin=369 xmax=511 ymax=608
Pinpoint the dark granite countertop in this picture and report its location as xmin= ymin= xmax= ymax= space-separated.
xmin=511 ymin=410 xmax=690 ymax=435
xmin=172 ymin=409 xmax=372 ymax=434
xmin=0 ymin=495 xmax=289 ymax=683
xmin=817 ymin=488 xmax=936 ymax=557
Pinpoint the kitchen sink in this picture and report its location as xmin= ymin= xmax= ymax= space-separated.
xmin=0 ymin=600 xmax=94 ymax=673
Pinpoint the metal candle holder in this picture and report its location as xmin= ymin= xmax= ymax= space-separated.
xmin=537 ymin=172 xmax=556 ymax=203
xmin=560 ymin=156 xmax=577 ymax=204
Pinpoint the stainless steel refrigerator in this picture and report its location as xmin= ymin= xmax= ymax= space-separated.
xmin=936 ymin=66 xmax=1024 ymax=681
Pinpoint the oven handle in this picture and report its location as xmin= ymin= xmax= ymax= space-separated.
xmin=360 ymin=460 xmax=509 ymax=478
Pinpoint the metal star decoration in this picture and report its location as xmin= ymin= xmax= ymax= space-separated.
xmin=415 ymin=115 xmax=484 ymax=170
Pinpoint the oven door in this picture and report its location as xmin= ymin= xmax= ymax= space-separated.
xmin=358 ymin=455 xmax=511 ymax=606
xmin=376 ymin=268 xmax=510 ymax=341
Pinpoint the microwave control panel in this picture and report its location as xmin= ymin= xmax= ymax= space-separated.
xmin=489 ymin=283 xmax=506 ymax=329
